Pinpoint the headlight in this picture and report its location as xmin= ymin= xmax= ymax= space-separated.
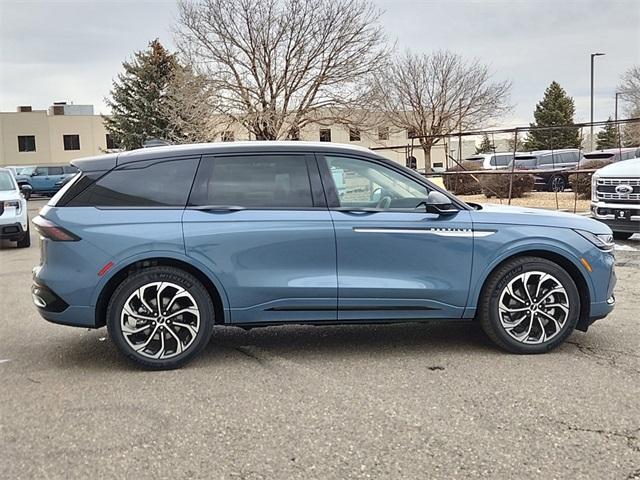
xmin=575 ymin=229 xmax=614 ymax=252
xmin=3 ymin=200 xmax=21 ymax=215
xmin=591 ymin=174 xmax=598 ymax=192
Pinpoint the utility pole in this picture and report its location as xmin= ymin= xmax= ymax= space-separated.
xmin=590 ymin=52 xmax=605 ymax=151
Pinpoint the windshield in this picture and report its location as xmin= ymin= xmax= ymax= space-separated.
xmin=19 ymin=166 xmax=35 ymax=175
xmin=0 ymin=171 xmax=16 ymax=191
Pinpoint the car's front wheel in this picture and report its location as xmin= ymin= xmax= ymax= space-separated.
xmin=479 ymin=256 xmax=579 ymax=353
xmin=106 ymin=267 xmax=215 ymax=369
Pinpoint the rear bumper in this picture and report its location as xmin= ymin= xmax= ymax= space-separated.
xmin=32 ymin=271 xmax=97 ymax=328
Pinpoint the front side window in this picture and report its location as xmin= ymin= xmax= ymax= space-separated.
xmin=324 ymin=155 xmax=429 ymax=210
xmin=190 ymin=155 xmax=313 ymax=208
xmin=68 ymin=158 xmax=199 ymax=207
xmin=63 ymin=134 xmax=80 ymax=151
xmin=35 ymin=167 xmax=48 ymax=176
xmin=18 ymin=135 xmax=36 ymax=152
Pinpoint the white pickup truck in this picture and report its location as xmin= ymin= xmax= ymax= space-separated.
xmin=591 ymin=157 xmax=640 ymax=240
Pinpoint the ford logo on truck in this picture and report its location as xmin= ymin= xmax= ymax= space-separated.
xmin=615 ymin=184 xmax=633 ymax=195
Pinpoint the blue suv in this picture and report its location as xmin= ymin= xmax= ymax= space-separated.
xmin=32 ymin=142 xmax=616 ymax=369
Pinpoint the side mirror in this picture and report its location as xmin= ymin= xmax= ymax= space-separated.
xmin=31 ymin=171 xmax=38 ymax=176
xmin=423 ymin=191 xmax=458 ymax=216
xmin=371 ymin=187 xmax=382 ymax=202
xmin=20 ymin=184 xmax=32 ymax=195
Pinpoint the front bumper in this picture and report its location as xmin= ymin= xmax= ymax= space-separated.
xmin=0 ymin=222 xmax=27 ymax=241
xmin=591 ymin=202 xmax=640 ymax=233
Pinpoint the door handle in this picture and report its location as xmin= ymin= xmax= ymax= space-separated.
xmin=191 ymin=205 xmax=246 ymax=213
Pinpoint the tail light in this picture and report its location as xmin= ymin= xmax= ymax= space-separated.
xmin=32 ymin=216 xmax=80 ymax=242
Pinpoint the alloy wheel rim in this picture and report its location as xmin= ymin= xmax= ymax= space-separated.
xmin=120 ymin=281 xmax=200 ymax=359
xmin=498 ymin=271 xmax=569 ymax=344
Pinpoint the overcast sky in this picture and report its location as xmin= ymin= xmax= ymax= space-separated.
xmin=1 ymin=0 xmax=638 ymax=127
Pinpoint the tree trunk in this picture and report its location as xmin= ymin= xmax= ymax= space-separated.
xmin=420 ymin=141 xmax=433 ymax=173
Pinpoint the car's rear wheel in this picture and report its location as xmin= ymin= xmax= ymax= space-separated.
xmin=549 ymin=175 xmax=566 ymax=192
xmin=106 ymin=267 xmax=215 ymax=370
xmin=478 ymin=256 xmax=579 ymax=353
xmin=613 ymin=231 xmax=633 ymax=240
xmin=16 ymin=221 xmax=30 ymax=248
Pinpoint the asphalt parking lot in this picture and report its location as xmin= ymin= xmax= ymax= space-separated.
xmin=1 ymin=199 xmax=639 ymax=479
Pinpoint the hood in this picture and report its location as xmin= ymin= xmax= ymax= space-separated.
xmin=594 ymin=157 xmax=640 ymax=178
xmin=470 ymin=203 xmax=610 ymax=234
xmin=0 ymin=189 xmax=20 ymax=201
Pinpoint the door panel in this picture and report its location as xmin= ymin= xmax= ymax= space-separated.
xmin=331 ymin=210 xmax=473 ymax=320
xmin=318 ymin=153 xmax=474 ymax=321
xmin=183 ymin=153 xmax=336 ymax=324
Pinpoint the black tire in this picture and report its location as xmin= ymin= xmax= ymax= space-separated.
xmin=16 ymin=221 xmax=31 ymax=248
xmin=106 ymin=266 xmax=215 ymax=370
xmin=613 ymin=231 xmax=634 ymax=241
xmin=548 ymin=175 xmax=566 ymax=192
xmin=478 ymin=256 xmax=580 ymax=354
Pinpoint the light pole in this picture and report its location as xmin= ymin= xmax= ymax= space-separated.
xmin=590 ymin=52 xmax=605 ymax=150
xmin=615 ymin=92 xmax=623 ymax=122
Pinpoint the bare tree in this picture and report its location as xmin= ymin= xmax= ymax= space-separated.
xmin=160 ymin=65 xmax=226 ymax=144
xmin=174 ymin=0 xmax=388 ymax=140
xmin=372 ymin=51 xmax=511 ymax=170
xmin=618 ymin=65 xmax=640 ymax=146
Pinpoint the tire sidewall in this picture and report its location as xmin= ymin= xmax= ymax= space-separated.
xmin=106 ymin=267 xmax=214 ymax=369
xmin=487 ymin=259 xmax=580 ymax=353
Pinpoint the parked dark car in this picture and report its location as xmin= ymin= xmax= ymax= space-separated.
xmin=510 ymin=149 xmax=581 ymax=192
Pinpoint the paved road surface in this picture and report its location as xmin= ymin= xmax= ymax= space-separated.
xmin=1 ymin=199 xmax=638 ymax=479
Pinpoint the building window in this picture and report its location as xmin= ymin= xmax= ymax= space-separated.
xmin=105 ymin=134 xmax=119 ymax=150
xmin=17 ymin=135 xmax=36 ymax=152
xmin=378 ymin=127 xmax=389 ymax=141
xmin=349 ymin=128 xmax=361 ymax=142
xmin=319 ymin=128 xmax=332 ymax=142
xmin=221 ymin=130 xmax=234 ymax=142
xmin=63 ymin=134 xmax=81 ymax=151
xmin=287 ymin=127 xmax=300 ymax=141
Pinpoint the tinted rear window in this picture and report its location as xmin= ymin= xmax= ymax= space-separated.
xmin=68 ymin=158 xmax=199 ymax=207
xmin=583 ymin=153 xmax=615 ymax=160
xmin=189 ymin=155 xmax=313 ymax=208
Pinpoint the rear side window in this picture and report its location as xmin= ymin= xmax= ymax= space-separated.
xmin=68 ymin=158 xmax=199 ymax=207
xmin=63 ymin=165 xmax=78 ymax=174
xmin=490 ymin=154 xmax=513 ymax=166
xmin=189 ymin=155 xmax=313 ymax=208
xmin=48 ymin=166 xmax=64 ymax=175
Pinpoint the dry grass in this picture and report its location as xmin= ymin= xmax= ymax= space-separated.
xmin=458 ymin=191 xmax=591 ymax=213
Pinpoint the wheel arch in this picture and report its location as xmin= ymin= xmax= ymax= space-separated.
xmin=95 ymin=257 xmax=227 ymax=328
xmin=475 ymin=249 xmax=591 ymax=332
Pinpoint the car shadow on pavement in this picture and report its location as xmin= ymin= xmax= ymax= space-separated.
xmin=45 ymin=321 xmax=497 ymax=372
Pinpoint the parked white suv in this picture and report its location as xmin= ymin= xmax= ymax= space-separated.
xmin=0 ymin=168 xmax=30 ymax=248
xmin=464 ymin=152 xmax=516 ymax=170
xmin=591 ymin=157 xmax=640 ymax=240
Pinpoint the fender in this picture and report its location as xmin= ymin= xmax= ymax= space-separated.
xmin=464 ymin=237 xmax=594 ymax=318
xmin=90 ymin=249 xmax=232 ymax=313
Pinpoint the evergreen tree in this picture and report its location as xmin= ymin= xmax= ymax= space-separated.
xmin=104 ymin=39 xmax=179 ymax=150
xmin=596 ymin=117 xmax=621 ymax=150
xmin=524 ymin=81 xmax=581 ymax=150
xmin=475 ymin=134 xmax=495 ymax=154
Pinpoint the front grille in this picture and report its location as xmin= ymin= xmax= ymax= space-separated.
xmin=596 ymin=178 xmax=640 ymax=201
